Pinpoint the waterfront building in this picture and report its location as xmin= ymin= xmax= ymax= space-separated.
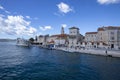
xmin=68 ymin=27 xmax=84 ymax=48
xmin=99 ymin=26 xmax=120 ymax=49
xmin=53 ymin=27 xmax=68 ymax=47
xmin=36 ymin=26 xmax=84 ymax=49
xmin=85 ymin=26 xmax=120 ymax=49
xmin=36 ymin=34 xmax=49 ymax=45
xmin=54 ymin=34 xmax=68 ymax=47
xmin=36 ymin=26 xmax=69 ymax=48
xmin=85 ymin=32 xmax=98 ymax=48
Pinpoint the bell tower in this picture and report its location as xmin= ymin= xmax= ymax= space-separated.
xmin=61 ymin=26 xmax=64 ymax=34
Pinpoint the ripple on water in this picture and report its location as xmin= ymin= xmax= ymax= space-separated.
xmin=0 ymin=42 xmax=120 ymax=80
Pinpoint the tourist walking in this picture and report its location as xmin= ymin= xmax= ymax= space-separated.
xmin=105 ymin=50 xmax=107 ymax=55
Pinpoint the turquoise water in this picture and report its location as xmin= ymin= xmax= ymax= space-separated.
xmin=0 ymin=41 xmax=120 ymax=80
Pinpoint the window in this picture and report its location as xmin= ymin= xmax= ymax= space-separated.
xmin=111 ymin=37 xmax=114 ymax=40
xmin=111 ymin=32 xmax=114 ymax=35
xmin=91 ymin=35 xmax=93 ymax=37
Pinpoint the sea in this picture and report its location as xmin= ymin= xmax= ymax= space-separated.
xmin=0 ymin=41 xmax=120 ymax=80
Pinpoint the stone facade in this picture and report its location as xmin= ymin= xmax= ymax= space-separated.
xmin=85 ymin=32 xmax=98 ymax=48
xmin=85 ymin=26 xmax=120 ymax=49
xmin=68 ymin=27 xmax=84 ymax=48
xmin=36 ymin=26 xmax=84 ymax=48
xmin=35 ymin=26 xmax=120 ymax=50
xmin=36 ymin=27 xmax=68 ymax=47
xmin=36 ymin=35 xmax=49 ymax=45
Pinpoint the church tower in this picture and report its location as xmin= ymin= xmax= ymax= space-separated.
xmin=61 ymin=26 xmax=64 ymax=34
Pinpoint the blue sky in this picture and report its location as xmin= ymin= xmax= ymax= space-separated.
xmin=0 ymin=0 xmax=120 ymax=39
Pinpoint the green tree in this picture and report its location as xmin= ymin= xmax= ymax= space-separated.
xmin=29 ymin=38 xmax=34 ymax=43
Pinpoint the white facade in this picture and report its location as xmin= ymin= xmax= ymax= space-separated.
xmin=69 ymin=27 xmax=79 ymax=35
xmin=85 ymin=26 xmax=120 ymax=49
xmin=68 ymin=27 xmax=84 ymax=48
xmin=85 ymin=32 xmax=98 ymax=48
xmin=36 ymin=35 xmax=49 ymax=45
xmin=85 ymin=32 xmax=98 ymax=42
xmin=36 ymin=27 xmax=68 ymax=47
xmin=105 ymin=28 xmax=120 ymax=49
xmin=55 ymin=39 xmax=66 ymax=45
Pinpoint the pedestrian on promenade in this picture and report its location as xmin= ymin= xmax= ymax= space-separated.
xmin=105 ymin=50 xmax=107 ymax=55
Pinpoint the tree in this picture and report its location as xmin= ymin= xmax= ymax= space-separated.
xmin=29 ymin=38 xmax=34 ymax=43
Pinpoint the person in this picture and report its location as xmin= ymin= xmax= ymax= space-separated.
xmin=105 ymin=50 xmax=107 ymax=55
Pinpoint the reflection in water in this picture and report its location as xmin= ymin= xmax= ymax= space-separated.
xmin=0 ymin=41 xmax=120 ymax=80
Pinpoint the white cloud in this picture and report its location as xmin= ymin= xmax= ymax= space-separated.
xmin=28 ymin=27 xmax=37 ymax=34
xmin=34 ymin=17 xmax=39 ymax=20
xmin=0 ymin=14 xmax=5 ymax=17
xmin=5 ymin=11 xmax=10 ymax=14
xmin=0 ymin=5 xmax=10 ymax=14
xmin=39 ymin=26 xmax=52 ymax=31
xmin=61 ymin=24 xmax=67 ymax=28
xmin=0 ymin=15 xmax=37 ymax=36
xmin=0 ymin=5 xmax=4 ymax=10
xmin=26 ymin=16 xmax=31 ymax=19
xmin=57 ymin=2 xmax=73 ymax=14
xmin=97 ymin=0 xmax=120 ymax=4
xmin=54 ymin=12 xmax=61 ymax=16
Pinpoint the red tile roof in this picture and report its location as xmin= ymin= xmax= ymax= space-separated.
xmin=107 ymin=26 xmax=120 ymax=30
xmin=50 ymin=34 xmax=60 ymax=37
xmin=97 ymin=28 xmax=104 ymax=31
xmin=51 ymin=34 xmax=68 ymax=39
xmin=86 ymin=32 xmax=97 ymax=34
xmin=98 ymin=26 xmax=120 ymax=31
xmin=47 ymin=40 xmax=55 ymax=44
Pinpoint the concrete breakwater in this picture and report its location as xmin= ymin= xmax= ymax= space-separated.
xmin=37 ymin=45 xmax=120 ymax=58
xmin=54 ymin=47 xmax=120 ymax=58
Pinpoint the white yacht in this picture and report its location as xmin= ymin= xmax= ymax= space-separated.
xmin=16 ymin=38 xmax=30 ymax=47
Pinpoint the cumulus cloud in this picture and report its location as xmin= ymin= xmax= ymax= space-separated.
xmin=57 ymin=2 xmax=73 ymax=14
xmin=39 ymin=26 xmax=52 ymax=31
xmin=61 ymin=24 xmax=67 ymax=28
xmin=0 ymin=15 xmax=37 ymax=36
xmin=97 ymin=0 xmax=120 ymax=4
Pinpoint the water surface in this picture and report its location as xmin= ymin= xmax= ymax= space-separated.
xmin=0 ymin=41 xmax=120 ymax=80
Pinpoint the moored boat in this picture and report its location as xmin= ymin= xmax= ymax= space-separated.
xmin=16 ymin=38 xmax=30 ymax=47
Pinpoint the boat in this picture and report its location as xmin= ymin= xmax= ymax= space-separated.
xmin=16 ymin=38 xmax=30 ymax=47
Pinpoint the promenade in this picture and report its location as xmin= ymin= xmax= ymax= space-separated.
xmin=55 ymin=47 xmax=120 ymax=58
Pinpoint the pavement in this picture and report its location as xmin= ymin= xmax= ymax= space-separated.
xmin=55 ymin=47 xmax=120 ymax=58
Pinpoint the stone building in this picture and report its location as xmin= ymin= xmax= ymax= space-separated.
xmin=54 ymin=26 xmax=68 ymax=47
xmin=36 ymin=26 xmax=68 ymax=47
xmin=98 ymin=26 xmax=120 ymax=49
xmin=85 ymin=26 xmax=120 ymax=49
xmin=68 ymin=27 xmax=84 ymax=48
xmin=36 ymin=34 xmax=49 ymax=45
xmin=85 ymin=32 xmax=98 ymax=48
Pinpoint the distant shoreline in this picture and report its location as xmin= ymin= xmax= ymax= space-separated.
xmin=0 ymin=39 xmax=16 ymax=42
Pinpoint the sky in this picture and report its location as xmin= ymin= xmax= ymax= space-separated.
xmin=0 ymin=0 xmax=120 ymax=39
